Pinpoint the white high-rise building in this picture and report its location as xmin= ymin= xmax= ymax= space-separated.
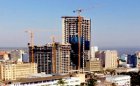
xmin=91 ymin=46 xmax=98 ymax=60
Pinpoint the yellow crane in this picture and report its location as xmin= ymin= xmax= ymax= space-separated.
xmin=25 ymin=30 xmax=34 ymax=63
xmin=52 ymin=36 xmax=56 ymax=73
xmin=73 ymin=6 xmax=97 ymax=72
xmin=25 ymin=29 xmax=59 ymax=64
xmin=73 ymin=9 xmax=83 ymax=70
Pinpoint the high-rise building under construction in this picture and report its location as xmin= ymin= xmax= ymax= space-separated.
xmin=62 ymin=16 xmax=91 ymax=69
xmin=28 ymin=43 xmax=71 ymax=74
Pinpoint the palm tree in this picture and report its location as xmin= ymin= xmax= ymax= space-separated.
xmin=57 ymin=78 xmax=66 ymax=86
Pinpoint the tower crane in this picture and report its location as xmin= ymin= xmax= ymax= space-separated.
xmin=52 ymin=36 xmax=56 ymax=73
xmin=25 ymin=29 xmax=59 ymax=64
xmin=73 ymin=9 xmax=83 ymax=71
xmin=25 ymin=30 xmax=34 ymax=63
xmin=73 ymin=6 xmax=98 ymax=72
xmin=73 ymin=9 xmax=83 ymax=16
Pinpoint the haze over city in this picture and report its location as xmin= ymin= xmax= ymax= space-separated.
xmin=0 ymin=0 xmax=140 ymax=48
xmin=1 ymin=0 xmax=140 ymax=86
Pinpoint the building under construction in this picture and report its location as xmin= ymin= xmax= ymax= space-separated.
xmin=62 ymin=16 xmax=91 ymax=69
xmin=28 ymin=43 xmax=71 ymax=74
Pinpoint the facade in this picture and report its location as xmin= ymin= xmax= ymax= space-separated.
xmin=10 ymin=50 xmax=25 ymax=62
xmin=62 ymin=16 xmax=91 ymax=69
xmin=85 ymin=59 xmax=102 ymax=72
xmin=8 ymin=73 xmax=85 ymax=86
xmin=115 ymin=68 xmax=139 ymax=73
xmin=96 ymin=50 xmax=118 ymax=69
xmin=104 ymin=50 xmax=118 ymax=69
xmin=106 ymin=75 xmax=131 ymax=86
xmin=91 ymin=46 xmax=98 ymax=60
xmin=29 ymin=44 xmax=53 ymax=74
xmin=22 ymin=53 xmax=29 ymax=62
xmin=0 ymin=62 xmax=37 ymax=80
xmin=120 ymin=54 xmax=127 ymax=62
xmin=136 ymin=52 xmax=140 ymax=67
xmin=55 ymin=43 xmax=71 ymax=73
xmin=95 ymin=51 xmax=105 ymax=67
xmin=96 ymin=81 xmax=112 ymax=86
xmin=0 ymin=51 xmax=9 ymax=61
xmin=9 ymin=77 xmax=80 ymax=86
xmin=29 ymin=43 xmax=71 ymax=74
xmin=127 ymin=54 xmax=137 ymax=68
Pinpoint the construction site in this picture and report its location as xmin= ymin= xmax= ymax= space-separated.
xmin=62 ymin=15 xmax=91 ymax=70
xmin=26 ymin=9 xmax=91 ymax=74
xmin=1 ymin=13 xmax=91 ymax=85
xmin=28 ymin=42 xmax=71 ymax=74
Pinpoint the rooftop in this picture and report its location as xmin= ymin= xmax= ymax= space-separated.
xmin=5 ymin=74 xmax=71 ymax=84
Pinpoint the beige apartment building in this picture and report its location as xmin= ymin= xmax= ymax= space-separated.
xmin=0 ymin=62 xmax=37 ymax=81
xmin=104 ymin=50 xmax=118 ymax=69
xmin=57 ymin=43 xmax=71 ymax=73
xmin=96 ymin=50 xmax=118 ymax=69
xmin=85 ymin=59 xmax=103 ymax=72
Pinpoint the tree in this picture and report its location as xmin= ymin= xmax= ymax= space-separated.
xmin=57 ymin=78 xmax=66 ymax=86
xmin=87 ymin=78 xmax=97 ymax=86
xmin=112 ymin=83 xmax=117 ymax=86
xmin=80 ymin=83 xmax=86 ymax=86
xmin=110 ymin=70 xmax=117 ymax=76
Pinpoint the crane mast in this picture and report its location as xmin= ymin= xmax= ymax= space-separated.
xmin=25 ymin=30 xmax=34 ymax=63
xmin=52 ymin=36 xmax=56 ymax=73
xmin=73 ymin=9 xmax=83 ymax=70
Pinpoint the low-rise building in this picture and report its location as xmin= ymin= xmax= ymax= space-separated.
xmin=6 ymin=73 xmax=85 ymax=86
xmin=106 ymin=75 xmax=131 ymax=86
xmin=0 ymin=62 xmax=37 ymax=80
xmin=0 ymin=51 xmax=9 ymax=61
xmin=115 ymin=67 xmax=139 ymax=73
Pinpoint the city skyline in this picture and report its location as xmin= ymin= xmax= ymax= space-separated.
xmin=0 ymin=0 xmax=140 ymax=48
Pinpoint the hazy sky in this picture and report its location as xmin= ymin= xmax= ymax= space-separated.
xmin=0 ymin=0 xmax=140 ymax=48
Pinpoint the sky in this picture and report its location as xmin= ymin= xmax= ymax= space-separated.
xmin=0 ymin=0 xmax=140 ymax=48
